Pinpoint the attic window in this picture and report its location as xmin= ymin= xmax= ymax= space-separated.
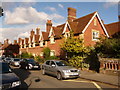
xmin=94 ymin=19 xmax=97 ymax=26
xmin=50 ymin=36 xmax=55 ymax=44
xmin=92 ymin=30 xmax=99 ymax=41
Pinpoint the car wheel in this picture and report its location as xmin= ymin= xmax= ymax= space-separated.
xmin=28 ymin=64 xmax=32 ymax=70
xmin=42 ymin=69 xmax=46 ymax=75
xmin=25 ymin=66 xmax=28 ymax=70
xmin=57 ymin=72 xmax=62 ymax=80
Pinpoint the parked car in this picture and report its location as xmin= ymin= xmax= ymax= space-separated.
xmin=0 ymin=61 xmax=21 ymax=89
xmin=4 ymin=57 xmax=12 ymax=64
xmin=10 ymin=58 xmax=21 ymax=67
xmin=20 ymin=58 xmax=40 ymax=70
xmin=42 ymin=60 xmax=80 ymax=80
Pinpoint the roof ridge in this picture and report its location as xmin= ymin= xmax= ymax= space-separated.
xmin=74 ymin=11 xmax=97 ymax=21
xmin=105 ymin=21 xmax=120 ymax=25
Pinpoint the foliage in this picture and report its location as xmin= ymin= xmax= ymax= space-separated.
xmin=34 ymin=55 xmax=44 ymax=63
xmin=68 ymin=56 xmax=84 ymax=69
xmin=61 ymin=31 xmax=91 ymax=69
xmin=61 ymin=35 xmax=91 ymax=59
xmin=20 ymin=52 xmax=34 ymax=59
xmin=95 ymin=38 xmax=120 ymax=58
xmin=43 ymin=47 xmax=51 ymax=59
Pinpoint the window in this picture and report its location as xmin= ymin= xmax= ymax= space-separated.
xmin=46 ymin=61 xmax=50 ymax=65
xmin=92 ymin=30 xmax=99 ymax=41
xmin=51 ymin=61 xmax=55 ymax=66
xmin=64 ymin=32 xmax=70 ymax=38
xmin=40 ymin=41 xmax=43 ymax=47
xmin=50 ymin=36 xmax=55 ymax=44
xmin=50 ymin=50 xmax=55 ymax=56
xmin=94 ymin=19 xmax=97 ymax=26
xmin=40 ymin=52 xmax=43 ymax=56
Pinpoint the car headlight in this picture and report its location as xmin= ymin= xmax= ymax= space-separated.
xmin=63 ymin=70 xmax=71 ymax=73
xmin=12 ymin=81 xmax=21 ymax=88
xmin=0 ymin=85 xmax=2 ymax=89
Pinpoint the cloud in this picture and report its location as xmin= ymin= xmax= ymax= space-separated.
xmin=18 ymin=32 xmax=30 ymax=38
xmin=45 ymin=7 xmax=56 ymax=12
xmin=58 ymin=4 xmax=64 ymax=8
xmin=4 ymin=7 xmax=64 ymax=25
xmin=103 ymin=2 xmax=118 ymax=8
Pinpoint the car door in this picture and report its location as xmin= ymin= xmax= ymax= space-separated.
xmin=44 ymin=61 xmax=51 ymax=74
xmin=49 ymin=61 xmax=57 ymax=76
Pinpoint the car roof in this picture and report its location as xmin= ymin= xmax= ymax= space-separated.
xmin=46 ymin=60 xmax=62 ymax=62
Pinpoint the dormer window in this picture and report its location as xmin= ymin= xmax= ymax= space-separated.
xmin=50 ymin=36 xmax=55 ymax=44
xmin=92 ymin=30 xmax=99 ymax=41
xmin=64 ymin=32 xmax=70 ymax=38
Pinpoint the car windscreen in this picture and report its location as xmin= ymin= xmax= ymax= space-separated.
xmin=56 ymin=61 xmax=68 ymax=66
xmin=0 ymin=63 xmax=12 ymax=74
xmin=14 ymin=59 xmax=20 ymax=61
xmin=6 ymin=58 xmax=11 ymax=60
xmin=27 ymin=59 xmax=35 ymax=63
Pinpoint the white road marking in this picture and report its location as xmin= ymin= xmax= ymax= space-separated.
xmin=62 ymin=80 xmax=102 ymax=90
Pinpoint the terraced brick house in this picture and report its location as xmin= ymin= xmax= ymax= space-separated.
xmin=17 ymin=7 xmax=119 ymax=59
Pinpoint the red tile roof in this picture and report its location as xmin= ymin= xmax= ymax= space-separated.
xmin=42 ymin=32 xmax=49 ymax=40
xmin=73 ymin=11 xmax=96 ymax=34
xmin=105 ymin=22 xmax=120 ymax=37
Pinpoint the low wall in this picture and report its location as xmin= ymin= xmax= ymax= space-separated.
xmin=99 ymin=58 xmax=120 ymax=76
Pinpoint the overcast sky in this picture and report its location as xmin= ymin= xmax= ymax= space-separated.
xmin=0 ymin=1 xmax=119 ymax=43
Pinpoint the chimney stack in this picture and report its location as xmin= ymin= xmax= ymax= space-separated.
xmin=68 ymin=7 xmax=76 ymax=21
xmin=36 ymin=27 xmax=40 ymax=35
xmin=30 ymin=29 xmax=35 ymax=36
xmin=46 ymin=20 xmax=52 ymax=33
xmin=14 ymin=40 xmax=17 ymax=44
xmin=4 ymin=39 xmax=9 ymax=44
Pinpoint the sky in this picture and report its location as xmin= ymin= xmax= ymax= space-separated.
xmin=0 ymin=1 xmax=119 ymax=43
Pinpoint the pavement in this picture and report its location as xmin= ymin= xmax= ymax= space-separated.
xmin=80 ymin=70 xmax=120 ymax=87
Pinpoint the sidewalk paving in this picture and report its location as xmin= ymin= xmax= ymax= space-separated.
xmin=80 ymin=70 xmax=119 ymax=87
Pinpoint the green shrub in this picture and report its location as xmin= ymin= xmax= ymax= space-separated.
xmin=43 ymin=47 xmax=50 ymax=59
xmin=21 ymin=52 xmax=34 ymax=59
xmin=34 ymin=55 xmax=44 ymax=63
xmin=68 ymin=56 xmax=84 ymax=69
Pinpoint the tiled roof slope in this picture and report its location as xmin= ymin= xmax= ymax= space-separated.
xmin=105 ymin=22 xmax=120 ymax=37
xmin=73 ymin=11 xmax=96 ymax=34
xmin=42 ymin=32 xmax=49 ymax=40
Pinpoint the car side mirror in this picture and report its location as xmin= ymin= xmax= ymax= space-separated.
xmin=51 ymin=64 xmax=56 ymax=67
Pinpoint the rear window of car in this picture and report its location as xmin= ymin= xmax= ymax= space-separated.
xmin=14 ymin=59 xmax=20 ymax=61
xmin=46 ymin=61 xmax=50 ymax=65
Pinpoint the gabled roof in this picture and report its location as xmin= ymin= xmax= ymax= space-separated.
xmin=105 ymin=22 xmax=120 ymax=37
xmin=73 ymin=12 xmax=96 ymax=34
xmin=53 ymin=27 xmax=63 ymax=38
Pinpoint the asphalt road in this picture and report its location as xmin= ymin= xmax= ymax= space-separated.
xmin=11 ymin=66 xmax=118 ymax=89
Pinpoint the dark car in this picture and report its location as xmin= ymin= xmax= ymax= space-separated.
xmin=4 ymin=57 xmax=12 ymax=64
xmin=20 ymin=59 xmax=40 ymax=70
xmin=0 ymin=61 xmax=21 ymax=89
xmin=10 ymin=58 xmax=21 ymax=67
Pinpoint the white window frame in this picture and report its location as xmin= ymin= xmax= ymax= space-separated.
xmin=40 ymin=52 xmax=43 ymax=56
xmin=40 ymin=41 xmax=43 ymax=47
xmin=92 ymin=30 xmax=99 ymax=41
xmin=50 ymin=50 xmax=55 ymax=56
xmin=50 ymin=36 xmax=55 ymax=44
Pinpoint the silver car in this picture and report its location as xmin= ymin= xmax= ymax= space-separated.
xmin=42 ymin=60 xmax=80 ymax=80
